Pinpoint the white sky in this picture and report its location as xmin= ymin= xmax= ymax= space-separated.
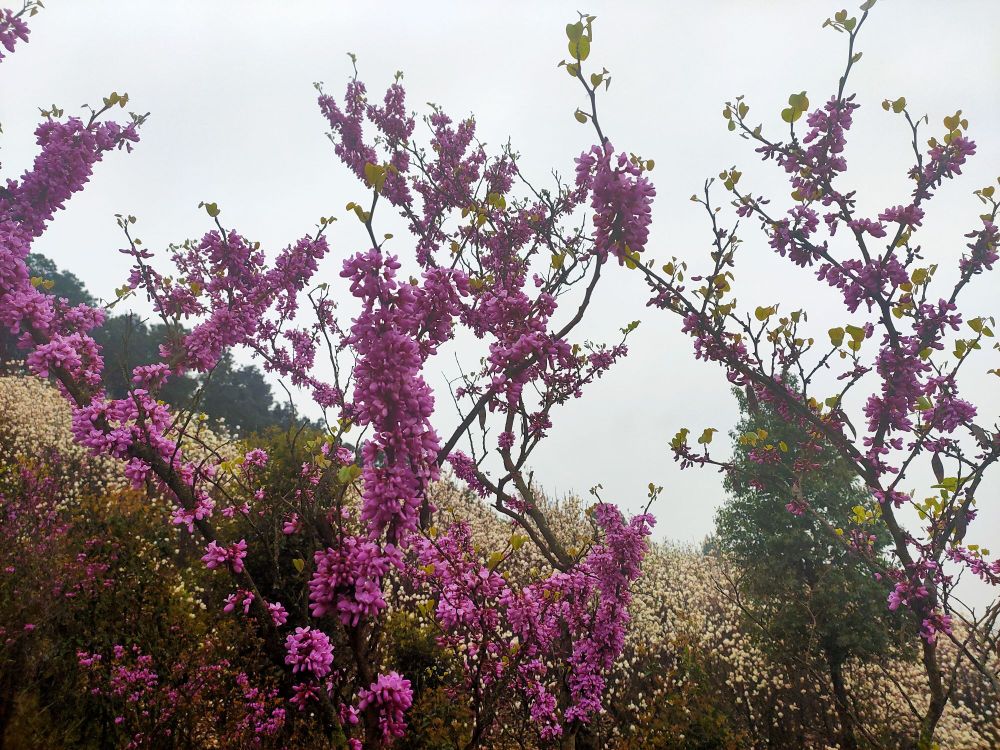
xmin=2 ymin=1 xmax=998 ymax=606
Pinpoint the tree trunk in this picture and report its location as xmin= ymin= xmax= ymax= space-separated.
xmin=559 ymin=728 xmax=577 ymax=750
xmin=825 ymin=649 xmax=858 ymax=750
xmin=0 ymin=647 xmax=25 ymax=750
xmin=916 ymin=638 xmax=947 ymax=750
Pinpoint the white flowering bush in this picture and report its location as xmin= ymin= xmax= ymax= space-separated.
xmin=419 ymin=480 xmax=1000 ymax=749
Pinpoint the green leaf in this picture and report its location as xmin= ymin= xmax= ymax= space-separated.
xmin=670 ymin=427 xmax=690 ymax=450
xmin=755 ymin=305 xmax=775 ymax=321
xmin=574 ymin=109 xmax=588 ymax=124
xmin=337 ymin=464 xmax=362 ymax=484
xmin=697 ymin=428 xmax=717 ymax=445
xmin=364 ymin=162 xmax=387 ymax=192
xmin=932 ymin=477 xmax=958 ymax=492
xmin=787 ymin=92 xmax=808 ymax=110
xmin=845 ymin=324 xmax=866 ymax=342
xmin=292 ymin=558 xmax=305 ymax=573
xmin=565 ymin=21 xmax=584 ymax=42
xmin=568 ymin=36 xmax=591 ymax=61
xmin=828 ymin=327 xmax=845 ymax=346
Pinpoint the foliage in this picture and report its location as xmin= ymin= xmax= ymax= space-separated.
xmin=0 ymin=377 xmax=998 ymax=748
xmin=716 ymin=384 xmax=911 ymax=659
xmin=715 ymin=385 xmax=914 ymax=747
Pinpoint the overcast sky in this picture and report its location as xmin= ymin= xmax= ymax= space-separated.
xmin=2 ymin=1 xmax=998 ymax=603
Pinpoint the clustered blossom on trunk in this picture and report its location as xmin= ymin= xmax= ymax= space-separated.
xmin=76 ymin=644 xmax=290 ymax=749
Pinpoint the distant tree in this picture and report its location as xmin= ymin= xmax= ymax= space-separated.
xmin=93 ymin=317 xmax=297 ymax=435
xmin=715 ymin=386 xmax=911 ymax=750
xmin=7 ymin=254 xmax=295 ymax=435
xmin=198 ymin=354 xmax=296 ymax=435
xmin=1 ymin=254 xmax=93 ymax=364
xmin=25 ymin=253 xmax=94 ymax=306
xmin=91 ymin=314 xmax=196 ymax=405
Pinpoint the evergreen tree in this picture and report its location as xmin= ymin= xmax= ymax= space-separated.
xmin=5 ymin=254 xmax=297 ymax=435
xmin=714 ymin=386 xmax=912 ymax=749
xmin=25 ymin=253 xmax=95 ymax=306
xmin=1 ymin=254 xmax=93 ymax=364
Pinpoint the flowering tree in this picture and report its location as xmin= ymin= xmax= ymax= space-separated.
xmin=0 ymin=5 xmax=655 ymax=748
xmin=605 ymin=2 xmax=999 ymax=746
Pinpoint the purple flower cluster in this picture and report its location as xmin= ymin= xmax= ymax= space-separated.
xmin=340 ymin=248 xmax=466 ymax=537
xmin=358 ymin=672 xmax=413 ymax=741
xmin=0 ymin=7 xmax=28 ymax=61
xmin=309 ymin=538 xmax=401 ymax=626
xmin=575 ymin=141 xmax=655 ymax=263
xmin=415 ymin=506 xmax=653 ymax=738
xmin=284 ymin=626 xmax=334 ymax=678
xmin=201 ymin=539 xmax=248 ymax=574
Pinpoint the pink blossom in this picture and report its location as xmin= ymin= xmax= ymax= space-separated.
xmin=358 ymin=672 xmax=413 ymax=741
xmin=284 ymin=627 xmax=334 ymax=678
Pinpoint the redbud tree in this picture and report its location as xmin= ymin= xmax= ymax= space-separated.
xmin=1 ymin=4 xmax=655 ymax=749
xmin=599 ymin=3 xmax=997 ymax=747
